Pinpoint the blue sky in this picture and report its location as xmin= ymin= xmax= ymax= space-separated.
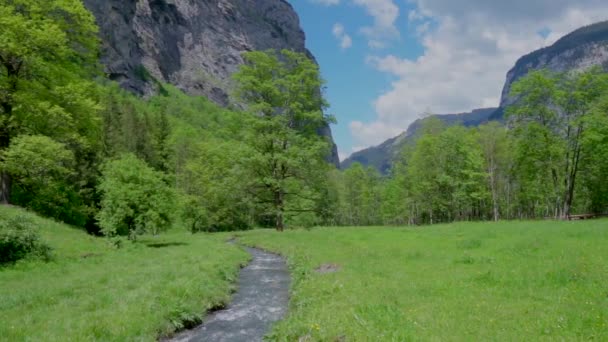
xmin=289 ymin=0 xmax=608 ymax=160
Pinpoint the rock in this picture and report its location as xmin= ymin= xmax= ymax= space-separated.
xmin=491 ymin=20 xmax=608 ymax=120
xmin=315 ymin=263 xmax=341 ymax=274
xmin=83 ymin=0 xmax=339 ymax=166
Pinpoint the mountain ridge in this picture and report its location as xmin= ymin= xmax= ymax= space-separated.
xmin=341 ymin=108 xmax=497 ymax=173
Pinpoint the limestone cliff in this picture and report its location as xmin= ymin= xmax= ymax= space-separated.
xmin=491 ymin=20 xmax=608 ymax=119
xmin=83 ymin=0 xmax=340 ymax=165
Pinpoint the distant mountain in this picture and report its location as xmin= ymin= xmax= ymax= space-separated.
xmin=343 ymin=20 xmax=608 ymax=173
xmin=341 ymin=108 xmax=497 ymax=173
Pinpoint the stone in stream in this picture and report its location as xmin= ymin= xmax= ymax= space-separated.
xmin=168 ymin=247 xmax=290 ymax=342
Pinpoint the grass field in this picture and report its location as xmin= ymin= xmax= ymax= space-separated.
xmin=238 ymin=220 xmax=608 ymax=341
xmin=0 ymin=206 xmax=248 ymax=341
xmin=2 ymin=206 xmax=607 ymax=341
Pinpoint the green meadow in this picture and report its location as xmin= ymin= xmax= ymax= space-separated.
xmin=2 ymin=205 xmax=607 ymax=341
xmin=239 ymin=220 xmax=608 ymax=341
xmin=0 ymin=206 xmax=248 ymax=341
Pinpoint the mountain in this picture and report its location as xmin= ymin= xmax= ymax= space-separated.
xmin=82 ymin=0 xmax=339 ymax=166
xmin=341 ymin=108 xmax=497 ymax=173
xmin=344 ymin=20 xmax=608 ymax=173
xmin=491 ymin=20 xmax=608 ymax=120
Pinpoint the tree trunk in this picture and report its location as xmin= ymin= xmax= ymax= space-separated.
xmin=1 ymin=60 xmax=18 ymax=205
xmin=562 ymin=127 xmax=583 ymax=219
xmin=489 ymin=167 xmax=499 ymax=222
xmin=0 ymin=101 xmax=11 ymax=205
xmin=0 ymin=172 xmax=10 ymax=205
xmin=275 ymin=190 xmax=284 ymax=232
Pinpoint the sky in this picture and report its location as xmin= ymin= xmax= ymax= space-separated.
xmin=289 ymin=0 xmax=608 ymax=161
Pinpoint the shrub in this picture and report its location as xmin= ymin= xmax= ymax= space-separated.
xmin=2 ymin=135 xmax=88 ymax=226
xmin=97 ymin=154 xmax=175 ymax=240
xmin=0 ymin=215 xmax=52 ymax=264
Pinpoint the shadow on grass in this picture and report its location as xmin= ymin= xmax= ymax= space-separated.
xmin=144 ymin=242 xmax=189 ymax=249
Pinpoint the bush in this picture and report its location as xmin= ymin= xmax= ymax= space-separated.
xmin=0 ymin=215 xmax=52 ymax=264
xmin=2 ymin=135 xmax=89 ymax=226
xmin=97 ymin=154 xmax=175 ymax=240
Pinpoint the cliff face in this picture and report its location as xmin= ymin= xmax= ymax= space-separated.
xmin=83 ymin=0 xmax=340 ymax=165
xmin=492 ymin=20 xmax=608 ymax=119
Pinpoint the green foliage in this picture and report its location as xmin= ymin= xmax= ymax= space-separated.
xmin=179 ymin=139 xmax=253 ymax=232
xmin=0 ymin=214 xmax=51 ymax=264
xmin=234 ymin=50 xmax=335 ymax=231
xmin=332 ymin=68 xmax=608 ymax=227
xmin=0 ymin=0 xmax=100 ymax=143
xmin=1 ymin=135 xmax=89 ymax=225
xmin=335 ymin=163 xmax=383 ymax=226
xmin=508 ymin=68 xmax=608 ymax=217
xmin=97 ymin=154 xmax=174 ymax=239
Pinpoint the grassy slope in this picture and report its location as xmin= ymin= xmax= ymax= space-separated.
xmin=0 ymin=206 xmax=248 ymax=341
xmin=239 ymin=220 xmax=608 ymax=341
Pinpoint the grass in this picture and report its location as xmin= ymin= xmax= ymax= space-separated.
xmin=2 ymin=207 xmax=607 ymax=341
xmin=238 ymin=220 xmax=608 ymax=341
xmin=0 ymin=206 xmax=249 ymax=341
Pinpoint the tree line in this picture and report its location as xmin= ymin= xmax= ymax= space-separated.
xmin=333 ymin=68 xmax=608 ymax=226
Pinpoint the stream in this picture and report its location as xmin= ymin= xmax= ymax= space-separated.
xmin=167 ymin=247 xmax=290 ymax=342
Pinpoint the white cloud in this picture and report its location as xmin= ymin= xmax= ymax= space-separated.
xmin=349 ymin=1 xmax=608 ymax=150
xmin=311 ymin=0 xmax=400 ymax=48
xmin=353 ymin=0 xmax=400 ymax=48
xmin=311 ymin=0 xmax=341 ymax=5
xmin=341 ymin=35 xmax=353 ymax=49
xmin=332 ymin=23 xmax=353 ymax=49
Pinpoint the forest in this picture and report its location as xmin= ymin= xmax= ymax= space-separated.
xmin=339 ymin=68 xmax=608 ymax=226
xmin=1 ymin=0 xmax=607 ymax=245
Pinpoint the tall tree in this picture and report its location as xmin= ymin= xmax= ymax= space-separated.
xmin=477 ymin=122 xmax=510 ymax=221
xmin=0 ymin=0 xmax=99 ymax=203
xmin=508 ymin=68 xmax=608 ymax=218
xmin=233 ymin=50 xmax=334 ymax=231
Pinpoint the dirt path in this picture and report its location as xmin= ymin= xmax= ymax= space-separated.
xmin=167 ymin=247 xmax=290 ymax=342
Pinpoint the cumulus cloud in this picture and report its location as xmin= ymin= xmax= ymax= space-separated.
xmin=353 ymin=0 xmax=400 ymax=48
xmin=349 ymin=1 xmax=608 ymax=151
xmin=310 ymin=0 xmax=400 ymax=48
xmin=333 ymin=23 xmax=353 ymax=49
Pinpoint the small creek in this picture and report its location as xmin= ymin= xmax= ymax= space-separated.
xmin=167 ymin=247 xmax=290 ymax=342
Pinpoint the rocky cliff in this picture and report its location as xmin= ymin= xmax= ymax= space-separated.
xmin=83 ymin=0 xmax=340 ymax=166
xmin=491 ymin=20 xmax=608 ymax=120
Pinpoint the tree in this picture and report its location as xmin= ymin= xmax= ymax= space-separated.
xmin=0 ymin=0 xmax=99 ymax=203
xmin=1 ymin=135 xmax=87 ymax=224
xmin=96 ymin=154 xmax=174 ymax=240
xmin=578 ymin=94 xmax=608 ymax=213
xmin=477 ymin=122 xmax=510 ymax=221
xmin=508 ymin=68 xmax=608 ymax=218
xmin=233 ymin=50 xmax=335 ymax=231
xmin=179 ymin=139 xmax=253 ymax=232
